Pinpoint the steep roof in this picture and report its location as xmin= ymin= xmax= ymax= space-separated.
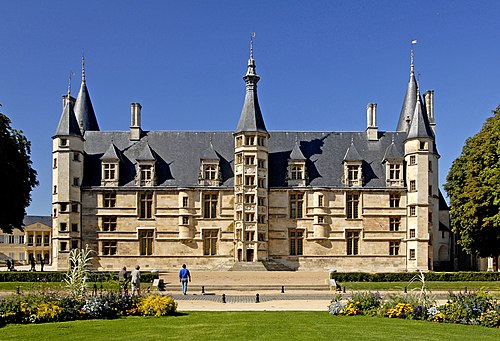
xmin=100 ymin=143 xmax=121 ymax=161
xmin=343 ymin=141 xmax=362 ymax=161
xmin=407 ymin=93 xmax=433 ymax=140
xmin=74 ymin=82 xmax=99 ymax=133
xmin=383 ymin=140 xmax=403 ymax=161
xmin=289 ymin=141 xmax=306 ymax=160
xmin=82 ymin=130 xmax=406 ymax=188
xmin=396 ymin=64 xmax=418 ymax=132
xmin=54 ymin=97 xmax=81 ymax=137
xmin=201 ymin=142 xmax=220 ymax=161
xmin=235 ymin=55 xmax=267 ymax=134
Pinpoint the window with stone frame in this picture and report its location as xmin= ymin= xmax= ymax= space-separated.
xmin=182 ymin=196 xmax=188 ymax=208
xmin=258 ymin=159 xmax=265 ymax=168
xmin=410 ymin=180 xmax=416 ymax=191
xmin=389 ymin=241 xmax=400 ymax=255
xmin=346 ymin=193 xmax=360 ymax=219
xmin=59 ymin=222 xmax=67 ymax=232
xmin=346 ymin=231 xmax=360 ymax=255
xmin=245 ymin=213 xmax=255 ymax=222
xmin=203 ymin=229 xmax=218 ymax=256
xmin=203 ymin=193 xmax=218 ymax=219
xmin=140 ymin=165 xmax=152 ymax=183
xmin=102 ymin=241 xmax=117 ymax=255
xmin=289 ymin=229 xmax=304 ymax=256
xmin=389 ymin=163 xmax=401 ymax=180
xmin=103 ymin=193 xmax=116 ymax=208
xmin=390 ymin=193 xmax=400 ymax=208
xmin=71 ymin=240 xmax=79 ymax=249
xmin=409 ymin=229 xmax=416 ymax=238
xmin=409 ymin=249 xmax=416 ymax=259
xmin=317 ymin=216 xmax=324 ymax=224
xmin=60 ymin=241 xmax=67 ymax=251
xmin=235 ymin=153 xmax=243 ymax=164
xmin=102 ymin=217 xmax=117 ymax=231
xmin=245 ymin=175 xmax=255 ymax=186
xmin=71 ymin=223 xmax=78 ymax=232
xmin=103 ymin=163 xmax=117 ymax=180
xmin=245 ymin=155 xmax=255 ymax=165
xmin=291 ymin=165 xmax=304 ymax=180
xmin=409 ymin=155 xmax=416 ymax=165
xmin=204 ymin=165 xmax=218 ymax=180
xmin=139 ymin=193 xmax=153 ymax=219
xmin=182 ymin=216 xmax=189 ymax=225
xmin=139 ymin=229 xmax=154 ymax=255
xmin=245 ymin=194 xmax=255 ymax=204
xmin=347 ymin=165 xmax=359 ymax=184
xmin=389 ymin=217 xmax=400 ymax=231
xmin=289 ymin=192 xmax=304 ymax=219
xmin=73 ymin=152 xmax=80 ymax=161
xmin=318 ymin=194 xmax=324 ymax=207
xmin=409 ymin=205 xmax=416 ymax=216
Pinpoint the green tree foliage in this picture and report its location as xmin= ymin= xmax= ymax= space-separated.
xmin=444 ymin=105 xmax=500 ymax=260
xmin=0 ymin=110 xmax=38 ymax=233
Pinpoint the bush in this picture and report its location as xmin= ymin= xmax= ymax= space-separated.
xmin=0 ymin=271 xmax=159 ymax=283
xmin=137 ymin=295 xmax=177 ymax=317
xmin=480 ymin=309 xmax=500 ymax=328
xmin=439 ymin=291 xmax=492 ymax=325
xmin=330 ymin=271 xmax=500 ymax=282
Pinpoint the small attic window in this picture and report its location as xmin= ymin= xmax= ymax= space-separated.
xmin=60 ymin=139 xmax=68 ymax=147
xmin=419 ymin=142 xmax=427 ymax=150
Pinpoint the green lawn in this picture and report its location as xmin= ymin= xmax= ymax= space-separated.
xmin=1 ymin=312 xmax=499 ymax=341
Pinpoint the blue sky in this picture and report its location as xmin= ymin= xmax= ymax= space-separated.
xmin=1 ymin=1 xmax=499 ymax=215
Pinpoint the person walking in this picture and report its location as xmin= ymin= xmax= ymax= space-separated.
xmin=179 ymin=264 xmax=191 ymax=295
xmin=118 ymin=267 xmax=128 ymax=289
xmin=130 ymin=265 xmax=141 ymax=296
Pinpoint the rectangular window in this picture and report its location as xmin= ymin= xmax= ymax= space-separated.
xmin=104 ymin=163 xmax=116 ymax=180
xmin=102 ymin=241 xmax=117 ymax=255
xmin=389 ymin=164 xmax=401 ymax=180
xmin=182 ymin=216 xmax=189 ymax=225
xmin=182 ymin=197 xmax=188 ymax=208
xmin=19 ymin=253 xmax=25 ymax=261
xmin=245 ymin=213 xmax=255 ymax=221
xmin=236 ymin=175 xmax=242 ymax=185
xmin=258 ymin=197 xmax=265 ymax=206
xmin=203 ymin=193 xmax=218 ymax=218
xmin=346 ymin=231 xmax=360 ymax=255
xmin=390 ymin=193 xmax=400 ymax=208
xmin=71 ymin=223 xmax=78 ymax=232
xmin=291 ymin=165 xmax=303 ymax=180
xmin=409 ymin=155 xmax=416 ymax=165
xmin=53 ymin=158 xmax=57 ymax=168
xmin=410 ymin=180 xmax=416 ymax=191
xmin=409 ymin=249 xmax=416 ymax=259
xmin=139 ymin=229 xmax=154 ymax=256
xmin=318 ymin=194 xmax=324 ymax=207
xmin=245 ymin=176 xmax=255 ymax=186
xmin=389 ymin=241 xmax=400 ymax=255
xmin=245 ymin=231 xmax=255 ymax=241
xmin=258 ymin=215 xmax=265 ymax=223
xmin=60 ymin=139 xmax=68 ymax=146
xmin=245 ymin=136 xmax=255 ymax=145
xmin=203 ymin=229 xmax=218 ymax=256
xmin=0 ymin=235 xmax=4 ymax=244
xmin=289 ymin=193 xmax=304 ymax=219
xmin=236 ymin=153 xmax=243 ymax=164
xmin=390 ymin=217 xmax=400 ymax=231
xmin=60 ymin=222 xmax=67 ymax=232
xmin=73 ymin=153 xmax=80 ymax=161
xmin=257 ymin=137 xmax=266 ymax=146
xmin=73 ymin=177 xmax=80 ymax=186
xmin=139 ymin=193 xmax=153 ymax=219
xmin=258 ymin=178 xmax=265 ymax=188
xmin=71 ymin=203 xmax=78 ymax=212
xmin=410 ymin=229 xmax=416 ymax=238
xmin=102 ymin=217 xmax=117 ymax=231
xmin=429 ymin=161 xmax=433 ymax=172
xmin=410 ymin=206 xmax=416 ymax=216
xmin=204 ymin=165 xmax=217 ymax=180
xmin=347 ymin=165 xmax=359 ymax=184
xmin=245 ymin=194 xmax=255 ymax=203
xmin=346 ymin=194 xmax=359 ymax=219
xmin=317 ymin=216 xmax=324 ymax=224
xmin=289 ymin=229 xmax=304 ymax=256
xmin=245 ymin=156 xmax=255 ymax=165
xmin=429 ymin=185 xmax=432 ymax=196
xmin=140 ymin=165 xmax=152 ymax=183
xmin=60 ymin=241 xmax=67 ymax=251
xmin=19 ymin=235 xmax=24 ymax=244
xmin=258 ymin=159 xmax=265 ymax=168
xmin=103 ymin=193 xmax=116 ymax=208
xmin=28 ymin=235 xmax=33 ymax=246
xmin=8 ymin=235 xmax=15 ymax=244
xmin=420 ymin=142 xmax=426 ymax=150
xmin=44 ymin=235 xmax=49 ymax=245
xmin=60 ymin=203 xmax=68 ymax=212
xmin=236 ymin=136 xmax=243 ymax=147
xmin=53 ymin=185 xmax=57 ymax=194
xmin=71 ymin=240 xmax=79 ymax=249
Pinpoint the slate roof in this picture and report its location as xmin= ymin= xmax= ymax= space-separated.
xmin=74 ymin=81 xmax=100 ymax=133
xmin=54 ymin=97 xmax=81 ymax=137
xmin=289 ymin=141 xmax=306 ymax=160
xmin=82 ymin=130 xmax=407 ymax=189
xmin=383 ymin=140 xmax=403 ymax=161
xmin=407 ymin=94 xmax=433 ymax=140
xmin=396 ymin=65 xmax=418 ymax=132
xmin=23 ymin=215 xmax=52 ymax=227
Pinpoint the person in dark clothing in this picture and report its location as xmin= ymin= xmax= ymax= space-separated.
xmin=6 ymin=259 xmax=11 ymax=271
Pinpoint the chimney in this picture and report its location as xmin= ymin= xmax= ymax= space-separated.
xmin=366 ymin=103 xmax=378 ymax=141
xmin=130 ymin=102 xmax=142 ymax=141
xmin=424 ymin=90 xmax=436 ymax=135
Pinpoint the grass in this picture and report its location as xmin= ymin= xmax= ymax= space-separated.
xmin=1 ymin=312 xmax=499 ymax=341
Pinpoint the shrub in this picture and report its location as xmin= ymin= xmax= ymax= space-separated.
xmin=328 ymin=301 xmax=346 ymax=315
xmin=137 ymin=295 xmax=177 ymax=317
xmin=480 ymin=309 xmax=500 ymax=328
xmin=439 ymin=291 xmax=492 ymax=325
xmin=350 ymin=291 xmax=382 ymax=312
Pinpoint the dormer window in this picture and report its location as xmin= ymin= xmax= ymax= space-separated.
xmin=135 ymin=161 xmax=156 ymax=186
xmin=287 ymin=142 xmax=307 ymax=187
xmin=204 ymin=165 xmax=217 ymax=180
xmin=140 ymin=165 xmax=152 ymax=182
xmin=199 ymin=162 xmax=220 ymax=186
xmin=291 ymin=165 xmax=304 ymax=180
xmin=104 ymin=164 xmax=117 ymax=180
xmin=385 ymin=162 xmax=404 ymax=187
xmin=100 ymin=144 xmax=121 ymax=187
xmin=344 ymin=162 xmax=362 ymax=187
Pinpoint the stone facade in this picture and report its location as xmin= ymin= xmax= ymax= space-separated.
xmin=51 ymin=50 xmax=451 ymax=272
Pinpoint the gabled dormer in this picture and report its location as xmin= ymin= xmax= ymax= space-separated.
xmin=343 ymin=140 xmax=363 ymax=187
xmin=100 ymin=143 xmax=121 ymax=186
xmin=199 ymin=142 xmax=221 ymax=186
xmin=383 ymin=138 xmax=404 ymax=187
xmin=287 ymin=141 xmax=307 ymax=187
xmin=135 ymin=143 xmax=156 ymax=186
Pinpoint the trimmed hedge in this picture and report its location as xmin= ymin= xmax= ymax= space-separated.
xmin=0 ymin=271 xmax=159 ymax=283
xmin=330 ymin=272 xmax=500 ymax=282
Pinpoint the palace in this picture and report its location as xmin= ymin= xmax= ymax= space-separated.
xmin=51 ymin=47 xmax=451 ymax=272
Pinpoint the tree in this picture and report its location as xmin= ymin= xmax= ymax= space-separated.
xmin=444 ymin=105 xmax=500 ymax=268
xmin=0 ymin=109 xmax=38 ymax=233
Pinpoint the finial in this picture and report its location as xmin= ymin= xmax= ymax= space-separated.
xmin=250 ymin=32 xmax=256 ymax=59
xmin=67 ymin=71 xmax=75 ymax=97
xmin=410 ymin=39 xmax=417 ymax=73
xmin=81 ymin=49 xmax=86 ymax=84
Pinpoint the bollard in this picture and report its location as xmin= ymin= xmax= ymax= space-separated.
xmin=222 ymin=293 xmax=226 ymax=303
xmin=404 ymin=286 xmax=407 ymax=294
xmin=343 ymin=286 xmax=346 ymax=293
xmin=281 ymin=286 xmax=285 ymax=294
xmin=464 ymin=286 xmax=467 ymax=293
xmin=202 ymin=286 xmax=205 ymax=294
xmin=256 ymin=293 xmax=260 ymax=303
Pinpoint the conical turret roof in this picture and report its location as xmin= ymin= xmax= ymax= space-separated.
xmin=407 ymin=93 xmax=433 ymax=140
xmin=54 ymin=96 xmax=81 ymax=137
xmin=396 ymin=62 xmax=418 ymax=132
xmin=74 ymin=55 xmax=99 ymax=133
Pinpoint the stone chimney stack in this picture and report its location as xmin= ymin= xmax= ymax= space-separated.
xmin=366 ymin=103 xmax=378 ymax=141
xmin=424 ymin=90 xmax=436 ymax=135
xmin=130 ymin=102 xmax=142 ymax=141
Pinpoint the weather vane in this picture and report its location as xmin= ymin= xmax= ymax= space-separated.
xmin=250 ymin=32 xmax=256 ymax=59
xmin=411 ymin=39 xmax=417 ymax=65
xmin=67 ymin=71 xmax=75 ymax=96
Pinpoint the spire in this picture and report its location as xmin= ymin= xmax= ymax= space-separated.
xmin=235 ymin=33 xmax=268 ymax=134
xmin=55 ymin=74 xmax=81 ymax=137
xmin=406 ymin=91 xmax=433 ymax=140
xmin=74 ymin=52 xmax=100 ymax=133
xmin=396 ymin=43 xmax=418 ymax=132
